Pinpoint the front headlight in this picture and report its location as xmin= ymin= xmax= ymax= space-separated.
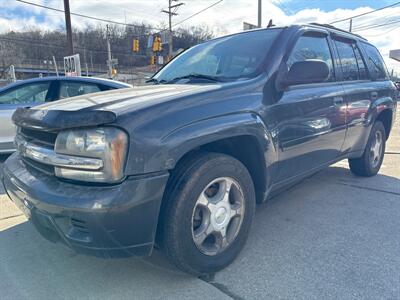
xmin=54 ymin=127 xmax=128 ymax=183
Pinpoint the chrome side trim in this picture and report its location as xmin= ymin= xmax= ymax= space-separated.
xmin=15 ymin=135 xmax=103 ymax=171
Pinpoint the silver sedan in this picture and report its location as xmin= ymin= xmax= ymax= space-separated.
xmin=0 ymin=76 xmax=131 ymax=153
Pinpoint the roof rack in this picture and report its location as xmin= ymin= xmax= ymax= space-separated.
xmin=308 ymin=23 xmax=367 ymax=40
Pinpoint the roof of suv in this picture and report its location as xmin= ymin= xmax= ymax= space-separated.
xmin=203 ymin=23 xmax=369 ymax=47
xmin=306 ymin=23 xmax=367 ymax=41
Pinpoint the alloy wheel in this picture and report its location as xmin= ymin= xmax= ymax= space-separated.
xmin=191 ymin=177 xmax=245 ymax=256
xmin=370 ymin=130 xmax=383 ymax=168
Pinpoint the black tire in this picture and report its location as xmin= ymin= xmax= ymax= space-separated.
xmin=348 ymin=121 xmax=386 ymax=177
xmin=159 ymin=152 xmax=256 ymax=276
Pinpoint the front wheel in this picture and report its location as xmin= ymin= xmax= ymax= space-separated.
xmin=160 ymin=152 xmax=256 ymax=275
xmin=348 ymin=121 xmax=386 ymax=177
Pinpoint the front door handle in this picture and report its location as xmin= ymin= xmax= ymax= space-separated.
xmin=333 ymin=96 xmax=344 ymax=106
xmin=371 ymin=92 xmax=378 ymax=100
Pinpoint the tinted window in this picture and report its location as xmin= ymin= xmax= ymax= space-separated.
xmin=362 ymin=42 xmax=388 ymax=80
xmin=335 ymin=40 xmax=361 ymax=81
xmin=287 ymin=35 xmax=335 ymax=82
xmin=153 ymin=29 xmax=282 ymax=82
xmin=59 ymin=81 xmax=101 ymax=99
xmin=98 ymin=84 xmax=115 ymax=91
xmin=353 ymin=44 xmax=369 ymax=80
xmin=0 ymin=82 xmax=50 ymax=104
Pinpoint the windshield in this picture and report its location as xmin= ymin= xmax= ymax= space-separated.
xmin=0 ymin=82 xmax=50 ymax=104
xmin=153 ymin=29 xmax=282 ymax=83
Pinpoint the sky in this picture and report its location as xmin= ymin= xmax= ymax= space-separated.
xmin=0 ymin=0 xmax=399 ymax=74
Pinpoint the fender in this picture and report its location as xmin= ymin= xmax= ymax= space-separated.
xmin=144 ymin=112 xmax=278 ymax=199
xmin=369 ymin=96 xmax=395 ymax=121
xmin=158 ymin=112 xmax=277 ymax=199
xmin=349 ymin=95 xmax=395 ymax=158
xmin=162 ymin=112 xmax=274 ymax=164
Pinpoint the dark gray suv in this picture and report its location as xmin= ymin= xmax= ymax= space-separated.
xmin=1 ymin=24 xmax=397 ymax=275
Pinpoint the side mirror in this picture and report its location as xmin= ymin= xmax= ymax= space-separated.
xmin=280 ymin=59 xmax=330 ymax=88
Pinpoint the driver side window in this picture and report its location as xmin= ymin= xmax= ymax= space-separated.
xmin=0 ymin=82 xmax=50 ymax=104
xmin=287 ymin=35 xmax=335 ymax=82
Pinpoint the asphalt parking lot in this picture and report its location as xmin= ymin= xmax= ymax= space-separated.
xmin=1 ymin=108 xmax=399 ymax=300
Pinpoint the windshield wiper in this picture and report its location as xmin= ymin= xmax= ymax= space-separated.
xmin=145 ymin=78 xmax=167 ymax=84
xmin=167 ymin=73 xmax=222 ymax=83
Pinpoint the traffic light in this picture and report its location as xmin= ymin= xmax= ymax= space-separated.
xmin=150 ymin=56 xmax=156 ymax=65
xmin=112 ymin=68 xmax=117 ymax=76
xmin=157 ymin=37 xmax=162 ymax=52
xmin=133 ymin=38 xmax=139 ymax=52
xmin=152 ymin=36 xmax=162 ymax=52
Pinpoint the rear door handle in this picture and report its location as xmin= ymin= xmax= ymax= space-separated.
xmin=333 ymin=96 xmax=344 ymax=106
xmin=371 ymin=92 xmax=378 ymax=100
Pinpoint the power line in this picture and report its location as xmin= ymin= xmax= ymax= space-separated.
xmin=352 ymin=17 xmax=400 ymax=30
xmin=353 ymin=19 xmax=400 ymax=32
xmin=329 ymin=1 xmax=400 ymax=24
xmin=15 ymin=0 xmax=163 ymax=31
xmin=361 ymin=25 xmax=400 ymax=37
xmin=172 ymin=0 xmax=223 ymax=28
xmin=351 ymin=10 xmax=399 ymax=28
xmin=15 ymin=0 xmax=222 ymax=37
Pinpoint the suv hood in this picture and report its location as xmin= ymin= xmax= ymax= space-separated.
xmin=12 ymin=84 xmax=219 ymax=131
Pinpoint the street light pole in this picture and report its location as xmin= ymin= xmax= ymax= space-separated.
xmin=63 ymin=0 xmax=74 ymax=55
xmin=258 ymin=0 xmax=262 ymax=28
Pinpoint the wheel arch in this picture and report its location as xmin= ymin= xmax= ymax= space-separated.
xmin=375 ymin=108 xmax=393 ymax=139
xmin=162 ymin=113 xmax=274 ymax=203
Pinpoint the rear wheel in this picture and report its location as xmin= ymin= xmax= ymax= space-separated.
xmin=348 ymin=121 xmax=386 ymax=177
xmin=160 ymin=152 xmax=255 ymax=275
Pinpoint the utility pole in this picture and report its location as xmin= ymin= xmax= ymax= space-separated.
xmin=162 ymin=0 xmax=184 ymax=57
xmin=63 ymin=0 xmax=74 ymax=55
xmin=258 ymin=0 xmax=262 ymax=28
xmin=106 ymin=25 xmax=112 ymax=79
xmin=349 ymin=18 xmax=353 ymax=32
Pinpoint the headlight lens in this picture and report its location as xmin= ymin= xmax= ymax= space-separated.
xmin=54 ymin=127 xmax=128 ymax=183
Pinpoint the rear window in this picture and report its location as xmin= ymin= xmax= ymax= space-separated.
xmin=361 ymin=42 xmax=388 ymax=80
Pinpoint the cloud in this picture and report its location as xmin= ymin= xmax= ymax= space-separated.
xmin=1 ymin=0 xmax=399 ymax=73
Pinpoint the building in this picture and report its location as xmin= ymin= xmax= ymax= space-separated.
xmin=390 ymin=49 xmax=400 ymax=62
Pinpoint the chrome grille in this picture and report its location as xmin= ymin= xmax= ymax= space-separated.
xmin=17 ymin=126 xmax=57 ymax=173
xmin=15 ymin=126 xmax=103 ymax=174
xmin=19 ymin=127 xmax=57 ymax=148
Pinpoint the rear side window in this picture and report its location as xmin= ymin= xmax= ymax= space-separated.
xmin=287 ymin=35 xmax=335 ymax=82
xmin=362 ymin=43 xmax=388 ymax=80
xmin=59 ymin=81 xmax=101 ymax=99
xmin=353 ymin=45 xmax=369 ymax=80
xmin=335 ymin=40 xmax=368 ymax=81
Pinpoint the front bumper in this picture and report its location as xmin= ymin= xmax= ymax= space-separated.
xmin=1 ymin=153 xmax=169 ymax=258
